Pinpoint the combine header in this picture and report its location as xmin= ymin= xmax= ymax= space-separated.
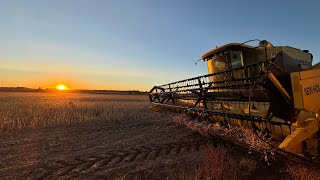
xmin=149 ymin=40 xmax=320 ymax=159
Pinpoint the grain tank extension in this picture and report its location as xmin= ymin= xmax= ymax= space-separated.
xmin=149 ymin=40 xmax=320 ymax=157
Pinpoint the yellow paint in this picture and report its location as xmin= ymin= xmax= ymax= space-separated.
xmin=152 ymin=41 xmax=320 ymax=157
xmin=291 ymin=68 xmax=320 ymax=112
xmin=279 ymin=117 xmax=319 ymax=156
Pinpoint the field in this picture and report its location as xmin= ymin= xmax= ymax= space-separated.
xmin=0 ymin=92 xmax=317 ymax=179
xmin=0 ymin=92 xmax=208 ymax=179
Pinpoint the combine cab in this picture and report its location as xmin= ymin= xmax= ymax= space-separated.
xmin=149 ymin=40 xmax=320 ymax=158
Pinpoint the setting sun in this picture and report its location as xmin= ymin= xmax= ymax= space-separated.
xmin=56 ymin=84 xmax=68 ymax=91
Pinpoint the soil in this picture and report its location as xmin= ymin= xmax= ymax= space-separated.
xmin=0 ymin=93 xmax=293 ymax=179
xmin=0 ymin=113 xmax=207 ymax=179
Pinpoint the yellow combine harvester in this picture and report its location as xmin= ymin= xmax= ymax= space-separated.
xmin=149 ymin=40 xmax=320 ymax=158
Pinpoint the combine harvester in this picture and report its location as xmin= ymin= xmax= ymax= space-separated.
xmin=149 ymin=40 xmax=320 ymax=164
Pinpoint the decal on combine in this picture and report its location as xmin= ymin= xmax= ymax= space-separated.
xmin=304 ymin=84 xmax=320 ymax=96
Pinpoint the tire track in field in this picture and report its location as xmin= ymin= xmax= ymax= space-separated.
xmin=0 ymin=117 xmax=170 ymax=147
xmin=1 ymin=120 xmax=179 ymax=164
xmin=61 ymin=121 xmax=185 ymax=154
xmin=0 ymin=118 xmax=175 ymax=150
xmin=69 ymin=124 xmax=195 ymax=160
xmin=0 ymin=119 xmax=190 ymax=176
xmin=0 ymin=120 xmax=157 ymax=148
xmin=1 ymin=116 xmax=202 ymax=180
xmin=52 ymin=121 xmax=193 ymax=165
xmin=41 ymin=138 xmax=207 ymax=179
xmin=85 ymin=157 xmax=187 ymax=180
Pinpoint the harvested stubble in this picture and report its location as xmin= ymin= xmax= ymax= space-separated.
xmin=286 ymin=164 xmax=320 ymax=180
xmin=0 ymin=92 xmax=165 ymax=131
xmin=194 ymin=144 xmax=237 ymax=180
xmin=172 ymin=114 xmax=278 ymax=153
xmin=171 ymin=114 xmax=320 ymax=179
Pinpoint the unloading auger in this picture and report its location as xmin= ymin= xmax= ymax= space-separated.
xmin=149 ymin=40 xmax=320 ymax=158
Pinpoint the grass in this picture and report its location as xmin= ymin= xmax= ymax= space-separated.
xmin=0 ymin=92 xmax=164 ymax=131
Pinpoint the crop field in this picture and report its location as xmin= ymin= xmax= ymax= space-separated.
xmin=0 ymin=92 xmax=209 ymax=179
xmin=0 ymin=92 xmax=317 ymax=179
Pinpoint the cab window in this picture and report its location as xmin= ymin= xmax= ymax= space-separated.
xmin=214 ymin=55 xmax=227 ymax=71
xmin=229 ymin=51 xmax=244 ymax=69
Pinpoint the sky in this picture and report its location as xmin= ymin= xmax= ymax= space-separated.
xmin=0 ymin=0 xmax=320 ymax=91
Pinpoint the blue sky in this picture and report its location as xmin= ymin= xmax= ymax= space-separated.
xmin=0 ymin=0 xmax=319 ymax=90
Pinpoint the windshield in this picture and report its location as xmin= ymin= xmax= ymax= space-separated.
xmin=207 ymin=51 xmax=245 ymax=75
xmin=209 ymin=53 xmax=228 ymax=73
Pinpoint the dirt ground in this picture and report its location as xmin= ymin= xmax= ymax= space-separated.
xmin=0 ymin=92 xmax=297 ymax=179
xmin=0 ymin=94 xmax=207 ymax=179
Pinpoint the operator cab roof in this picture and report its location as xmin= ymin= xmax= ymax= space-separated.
xmin=202 ymin=43 xmax=254 ymax=60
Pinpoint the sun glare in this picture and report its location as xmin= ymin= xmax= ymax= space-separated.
xmin=56 ymin=84 xmax=68 ymax=91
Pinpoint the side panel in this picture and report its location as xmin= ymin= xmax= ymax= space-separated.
xmin=291 ymin=72 xmax=304 ymax=109
xmin=291 ymin=68 xmax=320 ymax=112
xmin=282 ymin=47 xmax=312 ymax=72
